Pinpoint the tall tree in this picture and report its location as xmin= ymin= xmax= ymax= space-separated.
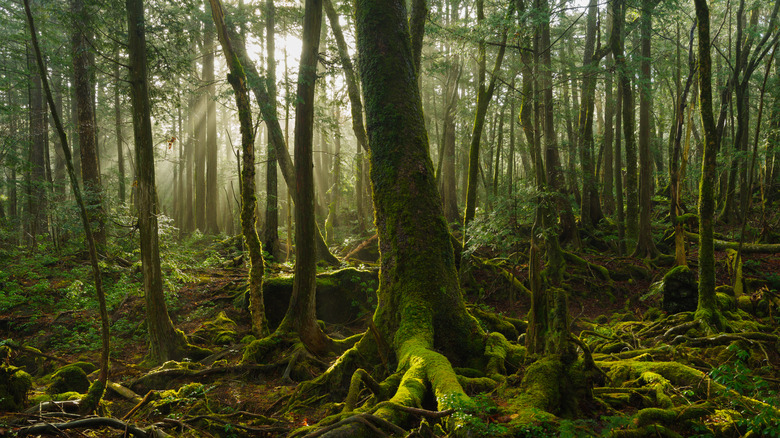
xmin=463 ymin=0 xmax=513 ymax=236
xmin=208 ymin=0 xmax=267 ymax=336
xmin=24 ymin=0 xmax=110 ymax=412
xmin=25 ymin=43 xmax=47 ymax=245
xmin=632 ymin=0 xmax=658 ymax=258
xmin=205 ymin=17 xmax=219 ymax=234
xmin=263 ymin=0 xmax=282 ymax=260
xmin=274 ymin=0 xmax=333 ymax=354
xmin=126 ymin=0 xmax=199 ymax=362
xmin=71 ymin=0 xmax=106 ymax=250
xmin=693 ymin=0 xmax=725 ymax=329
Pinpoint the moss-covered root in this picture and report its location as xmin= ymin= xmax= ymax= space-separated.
xmin=484 ymin=332 xmax=526 ymax=378
xmin=599 ymin=360 xmax=780 ymax=415
xmin=343 ymin=368 xmax=384 ymax=412
xmin=562 ymin=250 xmax=611 ymax=281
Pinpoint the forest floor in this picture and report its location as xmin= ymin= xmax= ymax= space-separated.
xmin=1 ymin=229 xmax=780 ymax=437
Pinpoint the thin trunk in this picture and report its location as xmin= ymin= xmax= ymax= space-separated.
xmin=277 ymin=0 xmax=332 ymax=355
xmin=263 ymin=0 xmax=282 ymax=260
xmin=205 ymin=18 xmax=219 ymax=234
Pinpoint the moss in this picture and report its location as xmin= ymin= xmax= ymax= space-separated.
xmin=80 ymin=379 xmax=106 ymax=414
xmin=715 ymin=292 xmax=735 ymax=311
xmin=48 ymin=364 xmax=90 ymax=394
xmin=194 ymin=311 xmax=239 ymax=346
xmin=635 ymin=407 xmax=676 ymax=427
xmin=0 ymin=365 xmax=32 ymax=410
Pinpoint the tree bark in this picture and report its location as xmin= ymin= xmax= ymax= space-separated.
xmin=263 ymin=0 xmax=282 ymax=261
xmin=126 ymin=0 xmax=192 ymax=361
xmin=633 ymin=0 xmax=658 ymax=258
xmin=693 ymin=0 xmax=724 ymax=329
xmin=205 ymin=18 xmax=219 ymax=234
xmin=275 ymin=0 xmax=332 ymax=355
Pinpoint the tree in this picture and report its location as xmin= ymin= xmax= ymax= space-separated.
xmin=207 ymin=0 xmax=267 ymax=336
xmin=462 ymin=0 xmax=512 ymax=236
xmin=693 ymin=0 xmax=725 ymax=330
xmin=274 ymin=0 xmax=333 ymax=354
xmin=205 ymin=17 xmax=219 ymax=235
xmin=632 ymin=0 xmax=659 ymax=258
xmin=262 ymin=0 xmax=282 ymax=261
xmin=71 ymin=0 xmax=106 ymax=250
xmin=23 ymin=0 xmax=109 ymax=412
xmin=126 ymin=0 xmax=202 ymax=362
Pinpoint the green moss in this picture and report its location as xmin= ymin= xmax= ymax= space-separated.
xmin=635 ymin=407 xmax=676 ymax=427
xmin=48 ymin=364 xmax=90 ymax=394
xmin=715 ymin=292 xmax=735 ymax=311
xmin=0 ymin=365 xmax=32 ymax=410
xmin=80 ymin=379 xmax=106 ymax=414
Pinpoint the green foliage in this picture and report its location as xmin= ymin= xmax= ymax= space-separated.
xmin=709 ymin=344 xmax=780 ymax=436
xmin=464 ymin=186 xmax=537 ymax=257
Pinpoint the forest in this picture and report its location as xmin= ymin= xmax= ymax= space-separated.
xmin=1 ymin=0 xmax=780 ymax=436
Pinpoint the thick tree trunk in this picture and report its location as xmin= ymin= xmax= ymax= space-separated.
xmin=356 ymin=0 xmax=486 ymax=385
xmin=126 ymin=0 xmax=192 ymax=362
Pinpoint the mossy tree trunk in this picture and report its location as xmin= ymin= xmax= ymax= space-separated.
xmin=693 ymin=0 xmax=724 ymax=330
xmin=355 ymin=0 xmax=489 ymax=416
xmin=127 ymin=0 xmax=192 ymax=361
xmin=208 ymin=0 xmax=268 ymax=337
xmin=230 ymin=30 xmax=340 ymax=266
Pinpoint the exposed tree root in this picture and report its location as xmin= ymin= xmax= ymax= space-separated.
xmin=16 ymin=416 xmax=166 ymax=437
xmin=563 ymin=250 xmax=612 ymax=281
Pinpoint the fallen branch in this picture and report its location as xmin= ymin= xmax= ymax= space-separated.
xmin=344 ymin=234 xmax=378 ymax=261
xmin=685 ymin=231 xmax=780 ymax=254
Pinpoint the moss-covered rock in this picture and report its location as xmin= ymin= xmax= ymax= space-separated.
xmin=0 ymin=365 xmax=32 ymax=410
xmin=193 ymin=311 xmax=239 ymax=345
xmin=48 ymin=364 xmax=91 ymax=395
xmin=258 ymin=268 xmax=380 ymax=330
xmin=661 ymin=266 xmax=698 ymax=314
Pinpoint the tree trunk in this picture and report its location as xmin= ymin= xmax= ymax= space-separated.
xmin=633 ymin=1 xmax=658 ymax=258
xmin=263 ymin=0 xmax=282 ymax=261
xmin=693 ymin=0 xmax=725 ymax=329
xmin=26 ymin=44 xmax=48 ymax=246
xmin=114 ymin=59 xmax=126 ymax=204
xmin=126 ymin=0 xmax=192 ymax=362
xmin=205 ymin=18 xmax=219 ymax=235
xmin=72 ymin=0 xmax=106 ymax=251
xmin=276 ymin=0 xmax=332 ymax=355
xmin=611 ymin=0 xmax=626 ymax=255
xmin=463 ymin=0 xmax=513 ymax=235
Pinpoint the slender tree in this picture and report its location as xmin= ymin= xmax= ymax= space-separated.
xmin=127 ymin=0 xmax=198 ymax=362
xmin=693 ymin=0 xmax=725 ymax=329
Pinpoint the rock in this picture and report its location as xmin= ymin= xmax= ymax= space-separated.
xmin=0 ymin=365 xmax=32 ymax=410
xmin=193 ymin=311 xmax=238 ymax=346
xmin=661 ymin=266 xmax=698 ymax=314
xmin=48 ymin=364 xmax=91 ymax=395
